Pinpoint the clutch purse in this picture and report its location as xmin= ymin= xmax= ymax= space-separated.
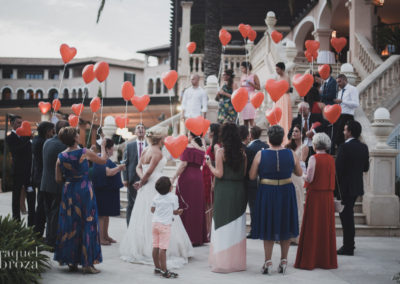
xmin=334 ymin=198 xmax=344 ymax=213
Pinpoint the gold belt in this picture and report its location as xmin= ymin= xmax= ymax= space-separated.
xmin=260 ymin=178 xmax=292 ymax=186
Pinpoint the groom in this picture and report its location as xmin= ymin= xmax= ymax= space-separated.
xmin=122 ymin=123 xmax=147 ymax=225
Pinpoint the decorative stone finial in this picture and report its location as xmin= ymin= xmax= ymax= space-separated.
xmin=371 ymin=107 xmax=394 ymax=149
xmin=265 ymin=11 xmax=277 ymax=31
xmin=340 ymin=63 xmax=357 ymax=85
xmin=102 ymin=115 xmax=117 ymax=139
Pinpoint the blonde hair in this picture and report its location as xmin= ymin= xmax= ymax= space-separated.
xmin=145 ymin=126 xmax=168 ymax=145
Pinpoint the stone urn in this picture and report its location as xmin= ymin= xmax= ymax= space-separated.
xmin=371 ymin=107 xmax=394 ymax=149
xmin=102 ymin=115 xmax=117 ymax=139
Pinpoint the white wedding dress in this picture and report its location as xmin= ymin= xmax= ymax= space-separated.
xmin=120 ymin=157 xmax=194 ymax=269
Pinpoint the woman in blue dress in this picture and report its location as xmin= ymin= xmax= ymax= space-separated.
xmin=92 ymin=138 xmax=125 ymax=245
xmin=249 ymin=125 xmax=302 ymax=275
xmin=55 ymin=127 xmax=108 ymax=274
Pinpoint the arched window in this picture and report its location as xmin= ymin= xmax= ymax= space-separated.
xmin=148 ymin=79 xmax=154 ymax=95
xmin=163 ymin=84 xmax=168 ymax=94
xmin=17 ymin=89 xmax=25 ymax=100
xmin=26 ymin=89 xmax=34 ymax=100
xmin=78 ymin=89 xmax=83 ymax=99
xmin=48 ymin=89 xmax=58 ymax=100
xmin=72 ymin=89 xmax=77 ymax=99
xmin=63 ymin=88 xmax=69 ymax=99
xmin=35 ymin=89 xmax=43 ymax=99
xmin=155 ymin=78 xmax=161 ymax=94
xmin=1 ymin=88 xmax=12 ymax=100
xmin=84 ymin=87 xmax=89 ymax=98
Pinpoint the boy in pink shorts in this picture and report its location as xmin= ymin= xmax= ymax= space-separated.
xmin=151 ymin=176 xmax=183 ymax=278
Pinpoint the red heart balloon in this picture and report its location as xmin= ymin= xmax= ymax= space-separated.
xmin=265 ymin=79 xmax=289 ymax=102
xmin=292 ymin=73 xmax=314 ymax=97
xmin=186 ymin=42 xmax=196 ymax=54
xmin=238 ymin=23 xmax=248 ymax=39
xmin=16 ymin=121 xmax=32 ymax=137
xmin=318 ymin=64 xmax=330 ymax=80
xmin=250 ymin=92 xmax=264 ymax=109
xmin=59 ymin=43 xmax=77 ymax=64
xmin=305 ymin=40 xmax=320 ymax=52
xmin=90 ymin=97 xmax=101 ymax=113
xmin=248 ymin=29 xmax=257 ymax=42
xmin=311 ymin=122 xmax=321 ymax=130
xmin=164 ymin=135 xmax=188 ymax=159
xmin=38 ymin=101 xmax=51 ymax=114
xmin=304 ymin=50 xmax=313 ymax=62
xmin=94 ymin=61 xmax=109 ymax=83
xmin=162 ymin=70 xmax=178 ymax=90
xmin=185 ymin=116 xmax=205 ymax=136
xmin=82 ymin=64 xmax=95 ymax=84
xmin=71 ymin=104 xmax=84 ymax=116
xmin=115 ymin=116 xmax=129 ymax=129
xmin=266 ymin=107 xmax=282 ymax=126
xmin=271 ymin=30 xmax=283 ymax=44
xmin=52 ymin=99 xmax=61 ymax=111
xmin=323 ymin=104 xmax=342 ymax=124
xmin=219 ymin=28 xmax=232 ymax=46
xmin=68 ymin=114 xmax=79 ymax=127
xmin=231 ymin=87 xmax=249 ymax=113
xmin=202 ymin=119 xmax=211 ymax=137
xmin=331 ymin=37 xmax=347 ymax=53
xmin=131 ymin=95 xmax=150 ymax=112
xmin=121 ymin=81 xmax=135 ymax=101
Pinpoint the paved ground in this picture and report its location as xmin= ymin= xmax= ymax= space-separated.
xmin=1 ymin=191 xmax=399 ymax=284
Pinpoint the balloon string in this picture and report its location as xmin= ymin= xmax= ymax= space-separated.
xmin=244 ymin=38 xmax=249 ymax=77
xmin=86 ymin=113 xmax=95 ymax=146
xmin=330 ymin=123 xmax=334 ymax=155
xmin=176 ymin=183 xmax=190 ymax=211
xmin=76 ymin=85 xmax=86 ymax=129
xmin=140 ymin=112 xmax=143 ymax=124
xmin=124 ymin=101 xmax=128 ymax=128
xmin=168 ymin=90 xmax=174 ymax=130
xmin=52 ymin=64 xmax=67 ymax=119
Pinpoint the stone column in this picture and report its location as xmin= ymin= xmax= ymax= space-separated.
xmin=348 ymin=0 xmax=374 ymax=62
xmin=363 ymin=108 xmax=400 ymax=226
xmin=69 ymin=68 xmax=73 ymax=79
xmin=44 ymin=69 xmax=49 ymax=80
xmin=177 ymin=1 xmax=193 ymax=96
xmin=205 ymin=75 xmax=218 ymax=123
xmin=12 ymin=69 xmax=17 ymax=79
xmin=0 ymin=69 xmax=2 ymax=79
xmin=312 ymin=28 xmax=332 ymax=51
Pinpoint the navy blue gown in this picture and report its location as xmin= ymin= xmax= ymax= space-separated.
xmin=252 ymin=149 xmax=299 ymax=241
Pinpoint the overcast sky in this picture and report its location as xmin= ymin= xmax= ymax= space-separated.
xmin=0 ymin=0 xmax=171 ymax=60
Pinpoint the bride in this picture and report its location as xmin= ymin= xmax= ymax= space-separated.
xmin=120 ymin=127 xmax=194 ymax=268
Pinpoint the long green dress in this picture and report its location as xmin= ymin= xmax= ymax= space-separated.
xmin=209 ymin=162 xmax=246 ymax=273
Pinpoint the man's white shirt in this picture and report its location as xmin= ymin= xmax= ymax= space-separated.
xmin=181 ymin=86 xmax=208 ymax=118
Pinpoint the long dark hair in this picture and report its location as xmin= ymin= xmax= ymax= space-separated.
xmin=224 ymin=69 xmax=234 ymax=90
xmin=286 ymin=124 xmax=306 ymax=151
xmin=220 ymin=123 xmax=244 ymax=172
xmin=210 ymin=123 xmax=220 ymax=154
xmin=190 ymin=132 xmax=203 ymax=147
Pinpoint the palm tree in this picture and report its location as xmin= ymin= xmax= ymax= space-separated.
xmin=96 ymin=0 xmax=106 ymax=23
xmin=203 ymin=0 xmax=222 ymax=80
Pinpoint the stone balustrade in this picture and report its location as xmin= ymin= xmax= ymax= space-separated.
xmin=357 ymin=55 xmax=400 ymax=120
xmin=353 ymin=33 xmax=383 ymax=79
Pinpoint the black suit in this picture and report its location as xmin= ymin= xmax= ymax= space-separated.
xmin=321 ymin=76 xmax=338 ymax=105
xmin=5 ymin=131 xmax=35 ymax=225
xmin=336 ymin=138 xmax=369 ymax=252
xmin=246 ymin=139 xmax=268 ymax=236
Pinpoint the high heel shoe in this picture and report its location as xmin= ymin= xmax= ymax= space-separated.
xmin=278 ymin=259 xmax=287 ymax=275
xmin=261 ymin=260 xmax=272 ymax=275
xmin=82 ymin=266 xmax=100 ymax=274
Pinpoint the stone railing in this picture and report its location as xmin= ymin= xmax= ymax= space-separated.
xmin=148 ymin=112 xmax=181 ymax=136
xmin=357 ymin=55 xmax=400 ymax=121
xmin=353 ymin=33 xmax=383 ymax=79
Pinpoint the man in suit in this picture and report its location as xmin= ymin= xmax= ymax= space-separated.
xmin=40 ymin=120 xmax=69 ymax=248
xmin=246 ymin=126 xmax=268 ymax=237
xmin=123 ymin=123 xmax=146 ymax=225
xmin=321 ymin=66 xmax=338 ymax=105
xmin=336 ymin=120 xmax=369 ymax=256
xmin=5 ymin=115 xmax=35 ymax=225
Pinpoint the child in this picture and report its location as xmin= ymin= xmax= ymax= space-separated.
xmin=151 ymin=176 xmax=183 ymax=278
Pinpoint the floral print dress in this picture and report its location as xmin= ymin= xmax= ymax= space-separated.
xmin=54 ymin=148 xmax=102 ymax=267
xmin=217 ymin=84 xmax=238 ymax=124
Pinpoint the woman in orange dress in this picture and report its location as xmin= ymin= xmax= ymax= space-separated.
xmin=275 ymin=62 xmax=292 ymax=145
xmin=295 ymin=133 xmax=337 ymax=270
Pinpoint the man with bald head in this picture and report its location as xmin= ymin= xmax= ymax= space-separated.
xmin=181 ymin=74 xmax=208 ymax=119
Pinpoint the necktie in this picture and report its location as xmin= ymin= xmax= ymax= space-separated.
xmin=139 ymin=141 xmax=143 ymax=158
xmin=304 ymin=118 xmax=309 ymax=132
xmin=323 ymin=82 xmax=327 ymax=94
xmin=341 ymin=88 xmax=345 ymax=100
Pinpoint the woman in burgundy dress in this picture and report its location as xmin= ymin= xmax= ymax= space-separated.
xmin=172 ymin=132 xmax=208 ymax=246
xmin=202 ymin=123 xmax=221 ymax=240
xmin=295 ymin=133 xmax=337 ymax=270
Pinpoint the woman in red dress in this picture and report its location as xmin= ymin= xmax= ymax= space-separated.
xmin=202 ymin=123 xmax=221 ymax=241
xmin=295 ymin=133 xmax=337 ymax=270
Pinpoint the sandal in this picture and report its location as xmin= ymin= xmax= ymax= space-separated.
xmin=154 ymin=268 xmax=162 ymax=275
xmin=82 ymin=266 xmax=100 ymax=274
xmin=278 ymin=259 xmax=287 ymax=275
xmin=261 ymin=260 xmax=273 ymax=275
xmin=161 ymin=270 xmax=178 ymax=278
